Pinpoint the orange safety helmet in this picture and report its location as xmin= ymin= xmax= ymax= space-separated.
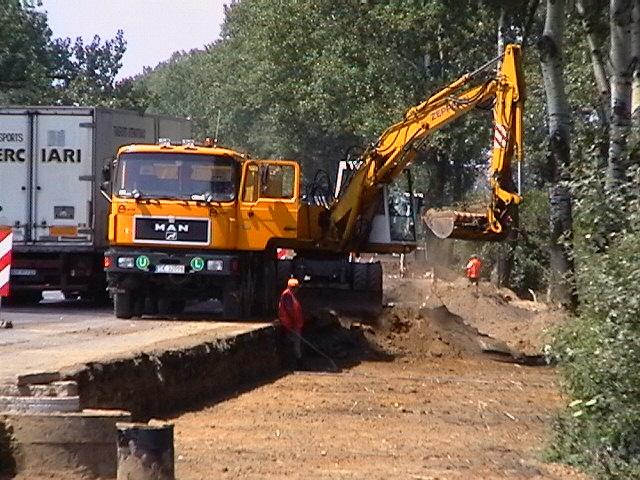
xmin=287 ymin=278 xmax=300 ymax=288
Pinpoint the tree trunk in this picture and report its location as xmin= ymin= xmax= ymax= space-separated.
xmin=497 ymin=8 xmax=507 ymax=57
xmin=576 ymin=0 xmax=611 ymax=125
xmin=607 ymin=0 xmax=634 ymax=188
xmin=632 ymin=0 xmax=640 ymax=127
xmin=538 ymin=0 xmax=576 ymax=308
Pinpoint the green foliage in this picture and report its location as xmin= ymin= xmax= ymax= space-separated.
xmin=52 ymin=30 xmax=129 ymax=106
xmin=0 ymin=2 xmax=143 ymax=108
xmin=142 ymin=0 xmax=502 ymax=182
xmin=0 ymin=0 xmax=57 ymax=103
xmin=548 ymin=122 xmax=640 ymax=477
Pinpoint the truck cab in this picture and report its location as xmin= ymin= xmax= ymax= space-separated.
xmin=104 ymin=140 xmax=300 ymax=318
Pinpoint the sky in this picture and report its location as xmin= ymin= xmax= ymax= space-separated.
xmin=39 ymin=0 xmax=228 ymax=79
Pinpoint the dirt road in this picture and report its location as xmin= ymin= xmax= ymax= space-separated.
xmin=173 ymin=357 xmax=582 ymax=479
xmin=171 ymin=276 xmax=586 ymax=480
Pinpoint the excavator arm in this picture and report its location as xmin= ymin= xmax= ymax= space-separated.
xmin=328 ymin=44 xmax=524 ymax=250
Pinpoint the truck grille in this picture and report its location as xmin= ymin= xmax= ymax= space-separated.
xmin=134 ymin=217 xmax=210 ymax=245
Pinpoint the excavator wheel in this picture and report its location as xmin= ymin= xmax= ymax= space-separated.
xmin=352 ymin=263 xmax=369 ymax=291
xmin=367 ymin=262 xmax=383 ymax=295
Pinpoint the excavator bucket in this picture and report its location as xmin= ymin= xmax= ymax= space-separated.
xmin=423 ymin=208 xmax=508 ymax=242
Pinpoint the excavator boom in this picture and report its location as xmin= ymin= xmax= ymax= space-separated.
xmin=328 ymin=44 xmax=524 ymax=250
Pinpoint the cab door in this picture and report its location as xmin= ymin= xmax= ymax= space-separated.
xmin=237 ymin=160 xmax=299 ymax=251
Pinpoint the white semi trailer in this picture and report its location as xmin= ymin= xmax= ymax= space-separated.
xmin=0 ymin=107 xmax=192 ymax=302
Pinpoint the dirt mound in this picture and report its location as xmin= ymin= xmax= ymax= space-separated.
xmin=382 ymin=275 xmax=564 ymax=357
xmin=375 ymin=301 xmax=520 ymax=361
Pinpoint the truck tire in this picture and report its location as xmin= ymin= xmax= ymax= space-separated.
xmin=144 ymin=296 xmax=159 ymax=315
xmin=157 ymin=297 xmax=171 ymax=316
xmin=114 ymin=290 xmax=133 ymax=319
xmin=222 ymin=288 xmax=241 ymax=319
xmin=170 ymin=299 xmax=186 ymax=314
xmin=352 ymin=263 xmax=368 ymax=291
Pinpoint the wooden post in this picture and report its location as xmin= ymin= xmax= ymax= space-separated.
xmin=116 ymin=422 xmax=174 ymax=480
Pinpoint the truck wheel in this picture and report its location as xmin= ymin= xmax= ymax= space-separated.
xmin=170 ymin=299 xmax=186 ymax=315
xmin=133 ymin=296 xmax=144 ymax=318
xmin=222 ymin=288 xmax=241 ymax=319
xmin=114 ymin=290 xmax=133 ymax=319
xmin=157 ymin=297 xmax=171 ymax=316
xmin=144 ymin=296 xmax=159 ymax=315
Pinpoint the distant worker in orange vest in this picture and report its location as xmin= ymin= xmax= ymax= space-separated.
xmin=278 ymin=278 xmax=305 ymax=366
xmin=465 ymin=254 xmax=482 ymax=294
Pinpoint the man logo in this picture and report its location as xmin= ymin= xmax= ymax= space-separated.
xmin=154 ymin=222 xmax=189 ymax=241
xmin=166 ymin=232 xmax=177 ymax=241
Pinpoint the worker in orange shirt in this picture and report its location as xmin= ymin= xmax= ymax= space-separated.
xmin=278 ymin=278 xmax=304 ymax=367
xmin=465 ymin=254 xmax=482 ymax=295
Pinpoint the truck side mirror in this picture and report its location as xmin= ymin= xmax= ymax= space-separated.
xmin=102 ymin=159 xmax=113 ymax=183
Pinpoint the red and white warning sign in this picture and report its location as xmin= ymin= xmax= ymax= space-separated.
xmin=0 ymin=229 xmax=12 ymax=297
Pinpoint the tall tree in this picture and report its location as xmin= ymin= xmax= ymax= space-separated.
xmin=0 ymin=0 xmax=58 ymax=103
xmin=538 ymin=0 xmax=576 ymax=307
xmin=632 ymin=0 xmax=640 ymax=127
xmin=53 ymin=31 xmax=128 ymax=106
xmin=577 ymin=0 xmax=612 ymax=124
xmin=607 ymin=0 xmax=634 ymax=187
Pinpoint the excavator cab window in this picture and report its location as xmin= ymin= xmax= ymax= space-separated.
xmin=389 ymin=191 xmax=416 ymax=242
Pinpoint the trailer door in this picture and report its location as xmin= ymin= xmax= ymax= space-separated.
xmin=32 ymin=114 xmax=94 ymax=243
xmin=0 ymin=113 xmax=31 ymax=242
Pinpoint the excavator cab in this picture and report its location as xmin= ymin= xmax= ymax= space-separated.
xmin=334 ymin=160 xmax=418 ymax=252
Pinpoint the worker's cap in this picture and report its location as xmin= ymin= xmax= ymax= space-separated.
xmin=287 ymin=278 xmax=300 ymax=288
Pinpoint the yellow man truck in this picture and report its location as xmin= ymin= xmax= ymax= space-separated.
xmin=103 ymin=44 xmax=524 ymax=319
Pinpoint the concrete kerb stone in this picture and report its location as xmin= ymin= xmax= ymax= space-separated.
xmin=3 ymin=409 xmax=131 ymax=478
xmin=15 ymin=372 xmax=62 ymax=386
xmin=0 ymin=381 xmax=78 ymax=398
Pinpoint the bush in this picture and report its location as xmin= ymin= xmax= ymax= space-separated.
xmin=550 ymin=164 xmax=640 ymax=478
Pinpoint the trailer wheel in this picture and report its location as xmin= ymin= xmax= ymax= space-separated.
xmin=5 ymin=291 xmax=42 ymax=305
xmin=114 ymin=290 xmax=133 ymax=319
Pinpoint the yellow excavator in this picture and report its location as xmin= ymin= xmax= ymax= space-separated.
xmin=325 ymin=43 xmax=524 ymax=250
xmin=103 ymin=44 xmax=524 ymax=319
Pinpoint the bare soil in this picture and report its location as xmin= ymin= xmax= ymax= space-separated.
xmin=170 ymin=273 xmax=587 ymax=480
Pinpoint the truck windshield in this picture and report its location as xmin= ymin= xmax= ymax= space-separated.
xmin=115 ymin=153 xmax=237 ymax=202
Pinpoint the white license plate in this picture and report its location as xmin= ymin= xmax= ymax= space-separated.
xmin=155 ymin=264 xmax=185 ymax=274
xmin=11 ymin=269 xmax=37 ymax=276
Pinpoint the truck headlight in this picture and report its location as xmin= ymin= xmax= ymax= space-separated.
xmin=207 ymin=260 xmax=223 ymax=271
xmin=118 ymin=257 xmax=135 ymax=269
